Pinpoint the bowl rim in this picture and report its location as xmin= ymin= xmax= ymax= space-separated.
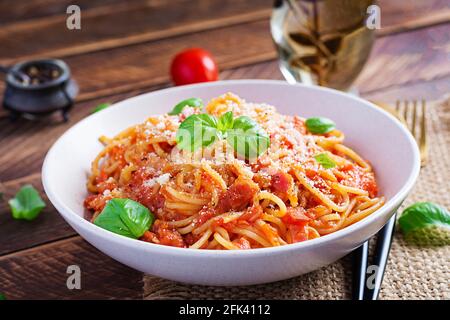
xmin=42 ymin=79 xmax=421 ymax=258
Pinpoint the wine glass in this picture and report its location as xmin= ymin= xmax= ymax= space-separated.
xmin=271 ymin=0 xmax=376 ymax=91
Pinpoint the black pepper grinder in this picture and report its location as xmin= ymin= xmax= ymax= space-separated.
xmin=1 ymin=59 xmax=78 ymax=122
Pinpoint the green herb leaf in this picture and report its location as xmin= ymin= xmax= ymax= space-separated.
xmin=305 ymin=117 xmax=336 ymax=134
xmin=92 ymin=102 xmax=111 ymax=113
xmin=175 ymin=112 xmax=270 ymax=160
xmin=398 ymin=202 xmax=450 ymax=246
xmin=226 ymin=116 xmax=270 ymax=160
xmin=168 ymin=98 xmax=203 ymax=115
xmin=176 ymin=114 xmax=219 ymax=151
xmin=8 ymin=185 xmax=46 ymax=221
xmin=217 ymin=111 xmax=234 ymax=132
xmin=0 ymin=293 xmax=6 ymax=300
xmin=94 ymin=198 xmax=154 ymax=239
xmin=314 ymin=153 xmax=336 ymax=169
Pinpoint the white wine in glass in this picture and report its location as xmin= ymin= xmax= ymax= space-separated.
xmin=271 ymin=0 xmax=375 ymax=91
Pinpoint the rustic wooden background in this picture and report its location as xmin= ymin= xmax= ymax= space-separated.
xmin=0 ymin=0 xmax=449 ymax=299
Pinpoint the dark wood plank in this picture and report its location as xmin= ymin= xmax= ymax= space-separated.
xmin=0 ymin=19 xmax=276 ymax=102
xmin=0 ymin=3 xmax=448 ymax=102
xmin=0 ymin=173 xmax=76 ymax=255
xmin=0 ymin=0 xmax=135 ymax=25
xmin=4 ymin=0 xmax=445 ymax=28
xmin=0 ymin=88 xmax=154 ymax=181
xmin=2 ymin=19 xmax=447 ymax=104
xmin=379 ymin=0 xmax=450 ymax=35
xmin=361 ymin=75 xmax=450 ymax=102
xmin=2 ymin=0 xmax=448 ymax=65
xmin=0 ymin=237 xmax=143 ymax=299
xmin=0 ymin=0 xmax=272 ymax=64
xmin=355 ymin=23 xmax=450 ymax=94
xmin=221 ymin=59 xmax=450 ymax=102
xmin=221 ymin=58 xmax=450 ymax=103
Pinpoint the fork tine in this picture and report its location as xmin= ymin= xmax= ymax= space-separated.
xmin=394 ymin=100 xmax=408 ymax=127
xmin=403 ymin=101 xmax=410 ymax=130
xmin=411 ymin=100 xmax=417 ymax=138
xmin=421 ymin=100 xmax=427 ymax=144
xmin=392 ymin=99 xmax=427 ymax=166
xmin=420 ymin=99 xmax=428 ymax=165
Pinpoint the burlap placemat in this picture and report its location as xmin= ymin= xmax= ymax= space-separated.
xmin=144 ymin=98 xmax=450 ymax=300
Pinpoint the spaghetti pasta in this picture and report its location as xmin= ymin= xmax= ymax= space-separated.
xmin=84 ymin=93 xmax=384 ymax=249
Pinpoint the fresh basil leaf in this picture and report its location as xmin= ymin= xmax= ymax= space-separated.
xmin=305 ymin=117 xmax=336 ymax=134
xmin=94 ymin=198 xmax=154 ymax=239
xmin=0 ymin=293 xmax=6 ymax=300
xmin=314 ymin=153 xmax=336 ymax=169
xmin=92 ymin=102 xmax=111 ymax=113
xmin=168 ymin=98 xmax=203 ymax=115
xmin=226 ymin=116 xmax=270 ymax=160
xmin=398 ymin=202 xmax=450 ymax=246
xmin=176 ymin=114 xmax=219 ymax=151
xmin=175 ymin=112 xmax=270 ymax=160
xmin=8 ymin=185 xmax=46 ymax=221
xmin=217 ymin=111 xmax=234 ymax=132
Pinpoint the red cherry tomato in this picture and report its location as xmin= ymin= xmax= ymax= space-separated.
xmin=170 ymin=48 xmax=218 ymax=86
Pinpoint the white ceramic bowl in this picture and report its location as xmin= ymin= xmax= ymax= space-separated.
xmin=42 ymin=80 xmax=420 ymax=286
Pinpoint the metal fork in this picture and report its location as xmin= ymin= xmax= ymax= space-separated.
xmin=353 ymin=99 xmax=428 ymax=300
xmin=396 ymin=99 xmax=428 ymax=166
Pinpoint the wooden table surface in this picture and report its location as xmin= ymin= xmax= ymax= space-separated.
xmin=0 ymin=0 xmax=449 ymax=299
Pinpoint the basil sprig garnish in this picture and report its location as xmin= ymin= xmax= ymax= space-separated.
xmin=398 ymin=202 xmax=450 ymax=246
xmin=305 ymin=117 xmax=336 ymax=134
xmin=314 ymin=153 xmax=336 ymax=169
xmin=94 ymin=198 xmax=154 ymax=239
xmin=169 ymin=98 xmax=203 ymax=115
xmin=176 ymin=113 xmax=219 ymax=151
xmin=217 ymin=110 xmax=234 ymax=131
xmin=8 ymin=184 xmax=46 ymax=221
xmin=176 ymin=111 xmax=270 ymax=160
xmin=225 ymin=116 xmax=270 ymax=160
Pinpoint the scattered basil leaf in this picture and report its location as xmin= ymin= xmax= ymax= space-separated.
xmin=305 ymin=117 xmax=336 ymax=134
xmin=176 ymin=113 xmax=219 ymax=151
xmin=92 ymin=102 xmax=111 ymax=113
xmin=226 ymin=116 xmax=270 ymax=160
xmin=398 ymin=202 xmax=450 ymax=246
xmin=8 ymin=184 xmax=46 ymax=221
xmin=0 ymin=293 xmax=6 ymax=300
xmin=217 ymin=111 xmax=234 ymax=132
xmin=94 ymin=198 xmax=154 ymax=239
xmin=168 ymin=97 xmax=203 ymax=115
xmin=314 ymin=153 xmax=336 ymax=169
